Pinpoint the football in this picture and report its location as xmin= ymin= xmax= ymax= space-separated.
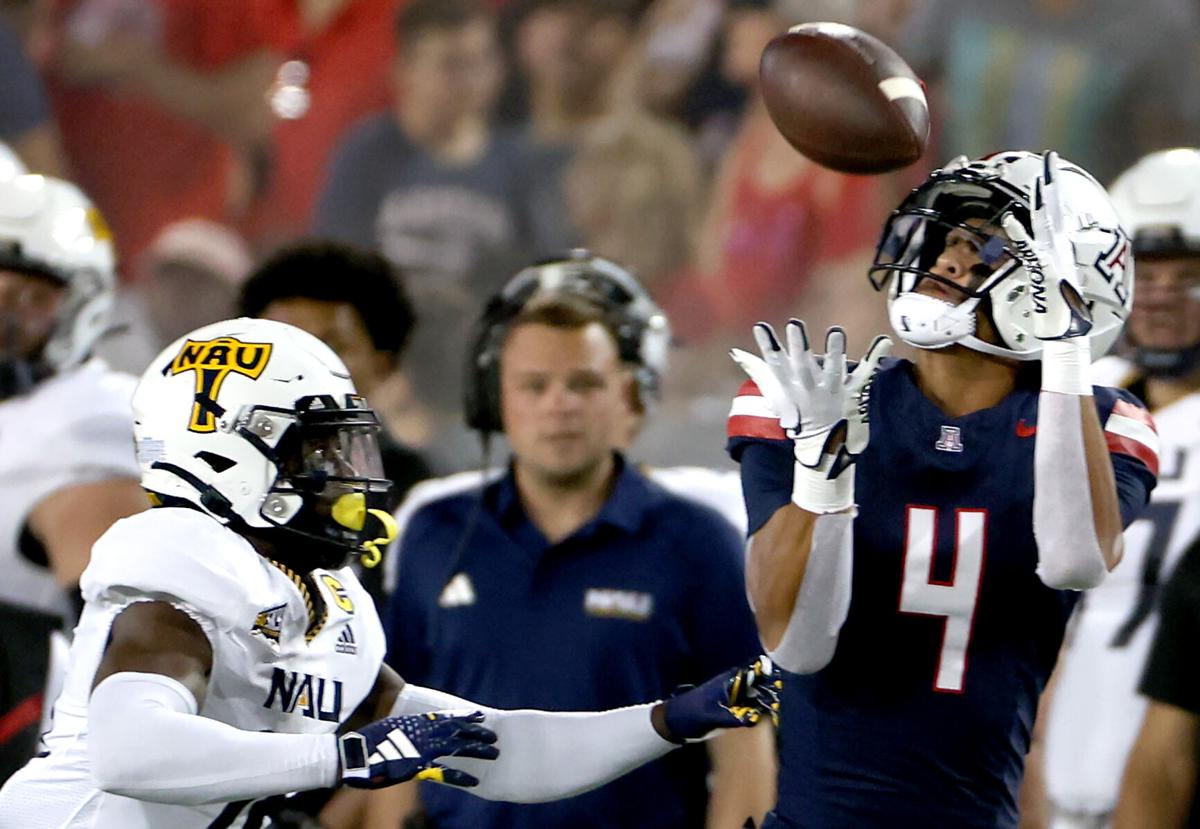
xmin=759 ymin=21 xmax=929 ymax=174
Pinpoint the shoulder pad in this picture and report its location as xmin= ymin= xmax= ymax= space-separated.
xmin=81 ymin=507 xmax=271 ymax=631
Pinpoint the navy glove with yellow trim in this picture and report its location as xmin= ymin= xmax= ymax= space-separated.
xmin=662 ymin=655 xmax=783 ymax=743
xmin=338 ymin=711 xmax=499 ymax=789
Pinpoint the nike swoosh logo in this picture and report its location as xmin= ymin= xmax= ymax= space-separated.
xmin=1016 ymin=419 xmax=1037 ymax=438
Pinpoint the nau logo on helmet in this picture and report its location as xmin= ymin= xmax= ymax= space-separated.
xmin=169 ymin=337 xmax=273 ymax=433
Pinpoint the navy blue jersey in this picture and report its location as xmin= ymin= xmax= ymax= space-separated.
xmin=386 ymin=455 xmax=762 ymax=829
xmin=728 ymin=359 xmax=1157 ymax=829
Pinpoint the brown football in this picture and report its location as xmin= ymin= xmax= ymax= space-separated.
xmin=760 ymin=22 xmax=929 ymax=174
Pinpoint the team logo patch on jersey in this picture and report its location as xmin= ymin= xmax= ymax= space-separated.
xmin=263 ymin=668 xmax=343 ymax=722
xmin=319 ymin=574 xmax=355 ymax=614
xmin=252 ymin=603 xmax=287 ymax=643
xmin=168 ymin=337 xmax=273 ymax=433
xmin=935 ymin=425 xmax=964 ymax=453
xmin=438 ymin=573 xmax=476 ymax=608
xmin=584 ymin=588 xmax=654 ymax=621
xmin=335 ymin=626 xmax=357 ymax=655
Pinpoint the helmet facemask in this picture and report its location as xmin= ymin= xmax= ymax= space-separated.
xmin=239 ymin=393 xmax=395 ymax=572
xmin=870 ymin=168 xmax=1027 ymax=353
xmin=871 ymin=152 xmax=1133 ymax=362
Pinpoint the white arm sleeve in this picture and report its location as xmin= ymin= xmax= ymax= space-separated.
xmin=763 ymin=511 xmax=854 ymax=673
xmin=89 ymin=672 xmax=340 ymax=805
xmin=1033 ymin=391 xmax=1107 ymax=590
xmin=390 ymin=683 xmax=675 ymax=803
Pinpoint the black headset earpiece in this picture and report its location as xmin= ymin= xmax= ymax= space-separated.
xmin=463 ymin=291 xmax=523 ymax=434
xmin=462 ymin=249 xmax=669 ymax=434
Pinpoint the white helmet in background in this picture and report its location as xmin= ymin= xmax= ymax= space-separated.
xmin=0 ymin=174 xmax=116 ymax=381
xmin=1109 ymin=148 xmax=1200 ymax=256
xmin=132 ymin=318 xmax=396 ymax=571
xmin=0 ymin=141 xmax=27 ymax=180
xmin=1108 ymin=147 xmax=1200 ymax=376
xmin=870 ymin=150 xmax=1134 ymax=362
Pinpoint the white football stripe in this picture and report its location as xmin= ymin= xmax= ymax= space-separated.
xmin=729 ymin=395 xmax=775 ymax=419
xmin=1106 ymin=413 xmax=1160 ymax=456
xmin=878 ymin=76 xmax=926 ymax=105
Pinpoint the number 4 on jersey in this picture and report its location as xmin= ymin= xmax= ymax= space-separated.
xmin=898 ymin=506 xmax=988 ymax=693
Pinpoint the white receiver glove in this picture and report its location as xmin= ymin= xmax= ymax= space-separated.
xmin=1001 ymin=150 xmax=1094 ymax=396
xmin=731 ymin=320 xmax=892 ymax=513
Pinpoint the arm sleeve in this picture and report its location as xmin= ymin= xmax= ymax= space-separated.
xmin=1140 ymin=546 xmax=1200 ymax=712
xmin=1032 ymin=391 xmax=1108 ymax=589
xmin=88 ymin=672 xmax=339 ymax=805
xmin=389 ymin=683 xmax=674 ymax=803
xmin=736 ymin=441 xmax=855 ymax=672
xmin=768 ymin=512 xmax=855 ymax=674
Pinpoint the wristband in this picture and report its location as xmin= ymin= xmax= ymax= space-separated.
xmin=1041 ymin=338 xmax=1092 ymax=396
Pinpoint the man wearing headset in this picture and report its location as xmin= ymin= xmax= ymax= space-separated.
xmin=371 ymin=251 xmax=776 ymax=829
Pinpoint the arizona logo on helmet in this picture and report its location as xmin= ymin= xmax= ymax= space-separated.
xmin=169 ymin=337 xmax=273 ymax=432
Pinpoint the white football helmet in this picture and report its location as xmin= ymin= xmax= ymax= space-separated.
xmin=0 ymin=174 xmax=116 ymax=376
xmin=870 ymin=150 xmax=1134 ymax=361
xmin=1109 ymin=148 xmax=1200 ymax=256
xmin=133 ymin=318 xmax=396 ymax=571
xmin=0 ymin=141 xmax=27 ymax=180
xmin=1108 ymin=147 xmax=1200 ymax=376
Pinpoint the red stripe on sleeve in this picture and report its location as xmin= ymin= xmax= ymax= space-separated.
xmin=1106 ymin=432 xmax=1159 ymax=477
xmin=727 ymin=414 xmax=787 ymax=441
xmin=1111 ymin=399 xmax=1157 ymax=434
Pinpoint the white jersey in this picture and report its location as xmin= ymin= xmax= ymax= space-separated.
xmin=646 ymin=465 xmax=746 ymax=537
xmin=0 ymin=507 xmax=386 ymax=829
xmin=1045 ymin=356 xmax=1198 ymax=822
xmin=0 ymin=358 xmax=138 ymax=618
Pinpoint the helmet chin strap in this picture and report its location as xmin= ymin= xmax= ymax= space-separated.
xmin=888 ymin=292 xmax=980 ymax=349
xmin=888 ymin=290 xmax=1046 ymax=361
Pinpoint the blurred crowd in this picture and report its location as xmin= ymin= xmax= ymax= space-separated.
xmin=3 ymin=0 xmax=1199 ymax=472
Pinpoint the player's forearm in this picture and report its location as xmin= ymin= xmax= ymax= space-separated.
xmin=746 ymin=504 xmax=816 ymax=649
xmin=1114 ymin=703 xmax=1200 ymax=829
xmin=747 ymin=506 xmax=853 ymax=673
xmin=1080 ymin=398 xmax=1124 ymax=568
xmin=89 ymin=672 xmax=339 ymax=804
xmin=390 ymin=684 xmax=675 ymax=803
xmin=1033 ymin=389 xmax=1110 ymax=589
xmin=1114 ymin=762 xmax=1195 ymax=828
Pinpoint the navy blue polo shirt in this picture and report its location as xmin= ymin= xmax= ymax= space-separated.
xmin=385 ymin=454 xmax=761 ymax=829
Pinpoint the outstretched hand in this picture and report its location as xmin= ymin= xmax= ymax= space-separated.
xmin=731 ymin=320 xmax=891 ymax=512
xmin=338 ymin=710 xmax=499 ymax=790
xmin=660 ymin=655 xmax=784 ymax=743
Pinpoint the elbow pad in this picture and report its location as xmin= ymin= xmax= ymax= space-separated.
xmin=88 ymin=672 xmax=338 ymax=804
